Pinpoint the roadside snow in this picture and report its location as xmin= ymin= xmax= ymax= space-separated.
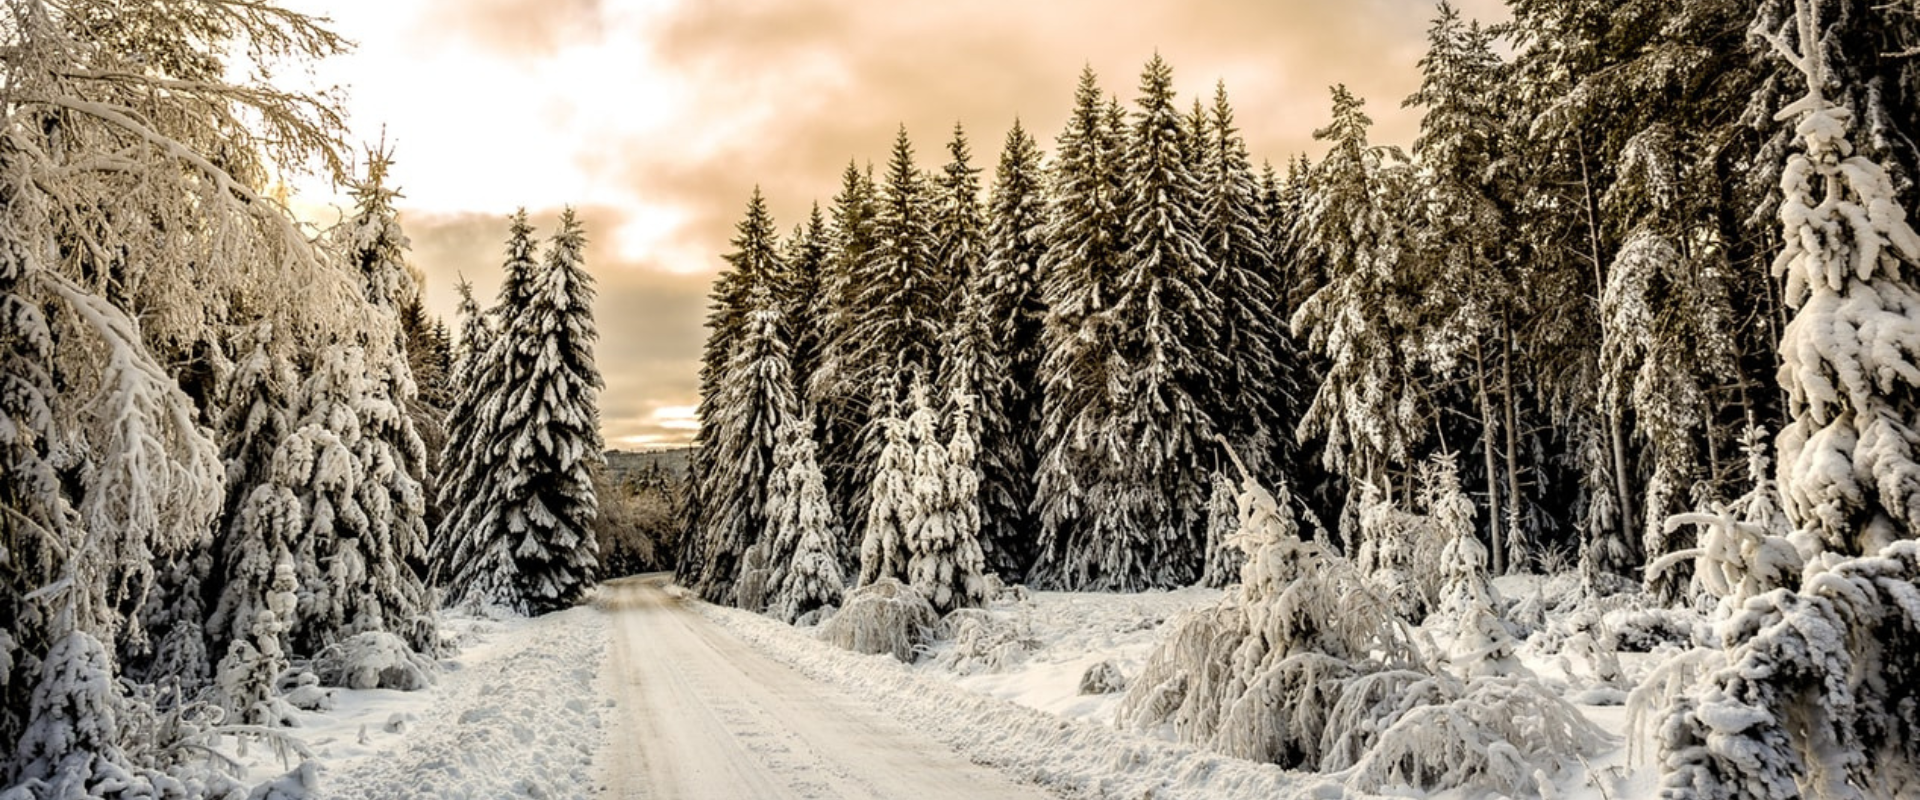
xmin=261 ymin=606 xmax=609 ymax=799
xmin=696 ymin=591 xmax=1357 ymax=800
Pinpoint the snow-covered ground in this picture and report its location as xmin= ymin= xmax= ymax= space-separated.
xmin=241 ymin=606 xmax=610 ymax=799
xmin=245 ymin=571 xmax=1694 ymax=799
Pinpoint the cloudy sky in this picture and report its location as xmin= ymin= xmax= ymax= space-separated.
xmin=292 ymin=0 xmax=1508 ymax=450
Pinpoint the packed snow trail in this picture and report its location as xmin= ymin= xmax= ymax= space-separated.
xmin=596 ymin=574 xmax=1054 ymax=799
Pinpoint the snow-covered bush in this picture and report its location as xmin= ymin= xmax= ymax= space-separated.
xmin=1079 ymin=660 xmax=1127 ymax=695
xmin=1599 ymin=606 xmax=1707 ymax=653
xmin=1658 ymin=426 xmax=1808 ymax=612
xmin=1660 ymin=542 xmax=1920 ymax=799
xmin=1119 ymin=470 xmax=1416 ymax=769
xmin=818 ymin=578 xmax=936 ymax=662
xmin=931 ymin=609 xmax=1037 ymax=675
xmin=1123 ymin=457 xmax=1608 ymax=793
xmin=1345 ymin=675 xmax=1611 ymax=795
xmin=311 ymin=631 xmax=435 ymax=691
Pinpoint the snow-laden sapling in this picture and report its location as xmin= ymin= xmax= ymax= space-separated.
xmin=312 ymin=631 xmax=435 ymax=691
xmin=904 ymin=386 xmax=988 ymax=615
xmin=764 ymin=420 xmax=848 ymax=624
xmin=819 ymin=578 xmax=937 ymax=662
xmin=1123 ymin=445 xmax=1609 ymax=793
xmin=1118 ymin=458 xmax=1417 ymax=769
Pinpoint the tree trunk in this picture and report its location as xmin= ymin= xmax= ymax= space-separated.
xmin=1476 ymin=336 xmax=1506 ymax=574
xmin=1577 ymin=132 xmax=1640 ymax=552
xmin=1500 ymin=309 xmax=1523 ymax=575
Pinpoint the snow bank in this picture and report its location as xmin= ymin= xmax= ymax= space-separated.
xmin=276 ymin=607 xmax=608 ymax=799
xmin=698 ymin=597 xmax=1354 ymax=799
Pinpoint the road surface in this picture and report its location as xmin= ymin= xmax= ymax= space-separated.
xmin=597 ymin=575 xmax=1054 ymax=800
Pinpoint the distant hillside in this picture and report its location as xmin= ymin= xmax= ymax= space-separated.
xmin=604 ymin=447 xmax=693 ymax=484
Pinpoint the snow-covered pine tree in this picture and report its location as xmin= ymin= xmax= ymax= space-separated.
xmin=686 ymin=192 xmax=789 ymax=602
xmin=932 ymin=123 xmax=985 ymax=308
xmin=932 ymin=122 xmax=1020 ymax=583
xmin=1037 ymin=54 xmax=1223 ymax=589
xmin=1031 ymin=64 xmax=1164 ymax=590
xmin=859 ymin=379 xmax=913 ymax=587
xmin=1658 ymin=1 xmax=1920 ymax=794
xmin=206 ymin=323 xmax=300 ymax=673
xmin=837 ymin=128 xmax=949 ymax=577
xmin=904 ymin=384 xmax=988 ymax=615
xmin=1291 ymin=85 xmax=1422 ymax=550
xmin=437 ymin=213 xmax=541 ymax=609
xmin=430 ymin=278 xmax=497 ymax=586
xmin=780 ymin=204 xmax=832 ymax=401
xmin=490 ymin=209 xmax=603 ymax=613
xmin=335 ymin=146 xmax=444 ymax=579
xmin=766 ymin=419 xmax=847 ymax=623
xmin=1198 ymin=82 xmax=1289 ymax=490
xmin=973 ymin=120 xmax=1051 ymax=578
xmin=810 ymin=162 xmax=881 ymax=577
xmin=281 ymin=342 xmax=429 ymax=652
xmin=698 ymin=286 xmax=799 ymax=606
xmin=1200 ymin=473 xmax=1244 ymax=588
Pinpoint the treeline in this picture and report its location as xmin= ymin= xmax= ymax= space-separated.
xmin=683 ymin=0 xmax=1920 ymax=603
xmin=0 ymin=3 xmax=603 ymax=795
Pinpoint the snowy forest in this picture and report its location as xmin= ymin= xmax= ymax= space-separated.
xmin=0 ymin=2 xmax=606 ymax=796
xmin=683 ymin=0 xmax=1920 ymax=795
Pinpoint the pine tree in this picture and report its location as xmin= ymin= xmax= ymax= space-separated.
xmin=765 ymin=419 xmax=847 ymax=623
xmin=1291 ymin=86 xmax=1422 ymax=548
xmin=1032 ymin=66 xmax=1136 ymax=589
xmin=1198 ymin=81 xmax=1291 ymax=488
xmin=809 ymin=163 xmax=880 ymax=576
xmin=696 ymin=287 xmax=799 ymax=606
xmin=276 ymin=341 xmax=435 ymax=652
xmin=686 ymin=192 xmax=788 ymax=601
xmin=972 ymin=120 xmax=1050 ymax=578
xmin=430 ymin=277 xmax=499 ymax=589
xmin=781 ymin=204 xmax=832 ymax=399
xmin=904 ymin=384 xmax=988 ymax=615
xmin=859 ymin=379 xmax=913 ymax=587
xmin=206 ymin=323 xmax=301 ymax=673
xmin=490 ymin=209 xmax=604 ymax=612
xmin=437 ymin=212 xmax=541 ymax=610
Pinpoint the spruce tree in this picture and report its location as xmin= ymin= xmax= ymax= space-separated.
xmin=904 ymin=383 xmax=988 ymax=614
xmin=810 ymin=163 xmax=881 ymax=576
xmin=781 ymin=204 xmax=831 ymax=400
xmin=853 ymin=128 xmax=945 ymax=389
xmin=839 ymin=129 xmax=945 ymax=570
xmin=766 ymin=419 xmax=847 ymax=623
xmin=205 ymin=323 xmax=300 ymax=671
xmin=490 ymin=209 xmax=603 ymax=612
xmin=972 ymin=120 xmax=1051 ymax=578
xmin=684 ymin=191 xmax=784 ymax=596
xmin=1198 ymin=81 xmax=1292 ymax=488
xmin=859 ymin=378 xmax=913 ymax=587
xmin=697 ymin=286 xmax=798 ymax=606
xmin=435 ymin=215 xmax=539 ymax=608
xmin=1032 ymin=66 xmax=1135 ymax=589
xmin=1291 ymin=86 xmax=1422 ymax=547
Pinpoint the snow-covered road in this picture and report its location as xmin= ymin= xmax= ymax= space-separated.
xmin=597 ymin=575 xmax=1054 ymax=799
